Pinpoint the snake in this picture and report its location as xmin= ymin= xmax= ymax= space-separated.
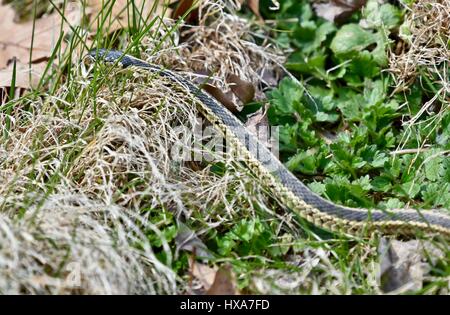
xmin=88 ymin=49 xmax=450 ymax=238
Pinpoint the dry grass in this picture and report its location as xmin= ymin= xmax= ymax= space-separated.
xmin=0 ymin=63 xmax=301 ymax=294
xmin=0 ymin=66 xmax=183 ymax=294
xmin=141 ymin=0 xmax=285 ymax=102
xmin=389 ymin=0 xmax=450 ymax=167
xmin=0 ymin=0 xmax=293 ymax=294
xmin=390 ymin=0 xmax=449 ymax=88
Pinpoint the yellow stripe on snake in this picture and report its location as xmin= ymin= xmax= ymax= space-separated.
xmin=88 ymin=49 xmax=450 ymax=238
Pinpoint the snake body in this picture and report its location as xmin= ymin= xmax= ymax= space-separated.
xmin=89 ymin=49 xmax=450 ymax=238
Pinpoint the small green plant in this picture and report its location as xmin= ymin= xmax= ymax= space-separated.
xmin=264 ymin=0 xmax=450 ymax=210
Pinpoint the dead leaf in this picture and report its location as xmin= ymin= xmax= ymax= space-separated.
xmin=260 ymin=67 xmax=279 ymax=89
xmin=245 ymin=107 xmax=270 ymax=147
xmin=0 ymin=2 xmax=82 ymax=67
xmin=378 ymin=238 xmax=444 ymax=293
xmin=0 ymin=60 xmax=47 ymax=89
xmin=190 ymin=260 xmax=218 ymax=291
xmin=313 ymin=0 xmax=367 ymax=23
xmin=248 ymin=0 xmax=263 ymax=20
xmin=4 ymin=0 xmax=52 ymax=22
xmin=238 ymin=0 xmax=263 ymax=20
xmin=171 ymin=0 xmax=199 ymax=24
xmin=227 ymin=74 xmax=255 ymax=105
xmin=0 ymin=59 xmax=47 ymax=104
xmin=0 ymin=0 xmax=171 ymax=89
xmin=206 ymin=265 xmax=239 ymax=295
xmin=202 ymin=83 xmax=239 ymax=114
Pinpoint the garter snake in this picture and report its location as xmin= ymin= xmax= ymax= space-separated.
xmin=88 ymin=49 xmax=450 ymax=238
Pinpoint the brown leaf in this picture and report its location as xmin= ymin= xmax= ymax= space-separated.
xmin=206 ymin=265 xmax=239 ymax=295
xmin=190 ymin=261 xmax=217 ymax=291
xmin=4 ymin=0 xmax=53 ymax=22
xmin=260 ymin=67 xmax=279 ymax=88
xmin=238 ymin=0 xmax=263 ymax=20
xmin=171 ymin=0 xmax=199 ymax=23
xmin=248 ymin=0 xmax=263 ymax=20
xmin=245 ymin=107 xmax=270 ymax=147
xmin=0 ymin=60 xmax=47 ymax=89
xmin=313 ymin=0 xmax=367 ymax=23
xmin=0 ymin=2 xmax=82 ymax=67
xmin=202 ymin=84 xmax=239 ymax=114
xmin=227 ymin=74 xmax=255 ymax=105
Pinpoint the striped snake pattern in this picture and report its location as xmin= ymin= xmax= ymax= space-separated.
xmin=88 ymin=49 xmax=450 ymax=238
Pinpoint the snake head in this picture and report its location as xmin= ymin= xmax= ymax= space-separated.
xmin=88 ymin=48 xmax=125 ymax=63
xmin=87 ymin=48 xmax=153 ymax=69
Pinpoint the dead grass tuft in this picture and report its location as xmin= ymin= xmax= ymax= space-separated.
xmin=389 ymin=0 xmax=449 ymax=158
xmin=141 ymin=0 xmax=285 ymax=102
xmin=0 ymin=58 xmax=292 ymax=294
xmin=389 ymin=0 xmax=449 ymax=89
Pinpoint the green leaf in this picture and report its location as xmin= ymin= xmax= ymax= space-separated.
xmin=265 ymin=0 xmax=450 ymax=210
xmin=217 ymin=237 xmax=236 ymax=256
xmin=363 ymin=0 xmax=403 ymax=30
xmin=316 ymin=111 xmax=339 ymax=122
xmin=293 ymin=21 xmax=336 ymax=53
xmin=307 ymin=86 xmax=335 ymax=111
xmin=354 ymin=175 xmax=372 ymax=191
xmin=336 ymin=89 xmax=364 ymax=121
xmin=346 ymin=51 xmax=380 ymax=79
xmin=308 ymin=181 xmax=326 ymax=195
xmin=230 ymin=219 xmax=256 ymax=242
xmin=286 ymin=151 xmax=318 ymax=174
xmin=323 ymin=175 xmax=374 ymax=208
xmin=400 ymin=181 xmax=421 ymax=199
xmin=278 ymin=126 xmax=297 ymax=151
xmin=371 ymin=31 xmax=389 ymax=66
xmin=424 ymin=153 xmax=442 ymax=182
xmin=371 ymin=176 xmax=392 ymax=192
xmin=330 ymin=24 xmax=377 ymax=55
xmin=371 ymin=151 xmax=389 ymax=168
xmin=364 ymin=79 xmax=386 ymax=106
xmin=286 ymin=51 xmax=326 ymax=75
xmin=380 ymin=198 xmax=405 ymax=210
xmin=422 ymin=183 xmax=450 ymax=208
xmin=269 ymin=78 xmax=304 ymax=115
xmin=297 ymin=122 xmax=320 ymax=147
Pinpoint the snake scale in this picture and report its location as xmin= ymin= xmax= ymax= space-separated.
xmin=88 ymin=49 xmax=450 ymax=238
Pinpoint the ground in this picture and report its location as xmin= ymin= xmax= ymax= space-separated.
xmin=0 ymin=0 xmax=448 ymax=295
